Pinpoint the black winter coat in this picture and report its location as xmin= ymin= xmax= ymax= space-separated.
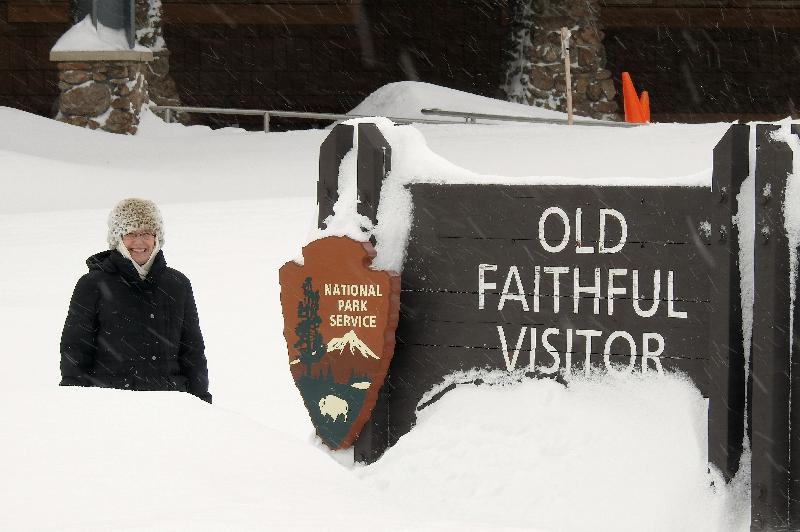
xmin=60 ymin=249 xmax=211 ymax=403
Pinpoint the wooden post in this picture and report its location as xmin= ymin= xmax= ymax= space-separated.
xmin=708 ymin=124 xmax=749 ymax=482
xmin=790 ymin=124 xmax=800 ymax=526
xmin=353 ymin=123 xmax=393 ymax=463
xmin=356 ymin=123 xmax=392 ymax=227
xmin=317 ymin=124 xmax=354 ymax=229
xmin=560 ymin=27 xmax=573 ymax=126
xmin=751 ymin=124 xmax=794 ymax=531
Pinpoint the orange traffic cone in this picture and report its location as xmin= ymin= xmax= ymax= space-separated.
xmin=639 ymin=91 xmax=650 ymax=123
xmin=621 ymin=72 xmax=648 ymax=123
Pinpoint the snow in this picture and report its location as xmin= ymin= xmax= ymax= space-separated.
xmin=0 ymin=81 xmax=758 ymax=531
xmin=52 ymin=15 xmax=150 ymax=53
xmin=351 ymin=81 xmax=570 ymax=122
xmin=312 ymin=113 xmax=731 ymax=272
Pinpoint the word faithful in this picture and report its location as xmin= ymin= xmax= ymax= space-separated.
xmin=478 ymin=265 xmax=688 ymax=319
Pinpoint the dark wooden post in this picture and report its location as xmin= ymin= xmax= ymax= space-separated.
xmin=353 ymin=123 xmax=392 ymax=464
xmin=790 ymin=124 xmax=800 ymax=526
xmin=317 ymin=124 xmax=354 ymax=229
xmin=751 ymin=124 xmax=795 ymax=531
xmin=709 ymin=124 xmax=749 ymax=482
xmin=357 ymin=123 xmax=392 ymax=227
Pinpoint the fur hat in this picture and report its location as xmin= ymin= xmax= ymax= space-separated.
xmin=107 ymin=198 xmax=165 ymax=249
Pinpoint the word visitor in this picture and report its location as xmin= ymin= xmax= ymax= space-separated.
xmin=477 ymin=207 xmax=690 ymax=375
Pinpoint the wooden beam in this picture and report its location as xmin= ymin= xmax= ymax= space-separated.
xmin=8 ymin=2 xmax=69 ymax=23
xmin=602 ymin=7 xmax=800 ymax=28
xmin=163 ymin=4 xmax=360 ymax=25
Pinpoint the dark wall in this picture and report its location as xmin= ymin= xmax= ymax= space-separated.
xmin=364 ymin=0 xmax=509 ymax=100
xmin=0 ymin=2 xmax=65 ymax=117
xmin=166 ymin=22 xmax=372 ymax=117
xmin=165 ymin=0 xmax=510 ymax=129
xmin=605 ymin=25 xmax=800 ymax=122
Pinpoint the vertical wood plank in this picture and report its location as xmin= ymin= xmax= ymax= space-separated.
xmin=354 ymin=122 xmax=392 ymax=463
xmin=356 ymin=122 xmax=392 ymax=227
xmin=317 ymin=123 xmax=354 ymax=229
xmin=708 ymin=124 xmax=749 ymax=481
xmin=354 ymin=383 xmax=390 ymax=464
xmin=751 ymin=124 xmax=794 ymax=531
xmin=790 ymin=124 xmax=800 ymax=525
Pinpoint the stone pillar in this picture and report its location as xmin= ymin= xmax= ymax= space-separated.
xmin=50 ymin=50 xmax=153 ymax=134
xmin=509 ymin=0 xmax=618 ymax=120
xmin=135 ymin=0 xmax=185 ymax=120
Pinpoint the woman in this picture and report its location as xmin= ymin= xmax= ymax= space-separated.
xmin=60 ymin=198 xmax=211 ymax=403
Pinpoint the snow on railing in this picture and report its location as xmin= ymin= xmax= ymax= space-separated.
xmin=152 ymin=104 xmax=642 ymax=132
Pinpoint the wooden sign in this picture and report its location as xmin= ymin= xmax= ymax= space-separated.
xmin=313 ymin=121 xmax=800 ymax=531
xmin=279 ymin=236 xmax=400 ymax=449
xmin=338 ymin=123 xmax=747 ymax=480
xmin=384 ymin=184 xmax=726 ymax=447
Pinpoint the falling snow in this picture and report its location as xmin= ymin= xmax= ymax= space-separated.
xmin=0 ymin=84 xmax=755 ymax=531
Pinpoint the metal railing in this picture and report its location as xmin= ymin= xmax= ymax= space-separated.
xmin=151 ymin=105 xmax=458 ymax=132
xmin=151 ymin=104 xmax=639 ymax=131
xmin=421 ymin=108 xmax=640 ymax=128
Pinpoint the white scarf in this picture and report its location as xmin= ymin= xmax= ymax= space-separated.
xmin=116 ymin=236 xmax=161 ymax=280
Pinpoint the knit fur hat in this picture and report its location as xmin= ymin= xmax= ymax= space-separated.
xmin=107 ymin=198 xmax=165 ymax=249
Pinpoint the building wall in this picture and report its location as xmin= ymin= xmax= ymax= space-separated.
xmin=0 ymin=1 xmax=66 ymax=117
xmin=164 ymin=0 xmax=509 ymax=129
xmin=601 ymin=2 xmax=800 ymax=121
xmin=605 ymin=26 xmax=800 ymax=121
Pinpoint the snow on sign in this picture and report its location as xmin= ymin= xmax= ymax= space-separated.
xmin=279 ymin=236 xmax=400 ymax=450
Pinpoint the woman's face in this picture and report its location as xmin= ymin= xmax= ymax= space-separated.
xmin=122 ymin=230 xmax=156 ymax=266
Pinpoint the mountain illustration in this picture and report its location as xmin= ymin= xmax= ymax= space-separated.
xmin=327 ymin=330 xmax=380 ymax=360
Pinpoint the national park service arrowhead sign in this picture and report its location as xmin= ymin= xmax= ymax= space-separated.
xmin=279 ymin=236 xmax=401 ymax=449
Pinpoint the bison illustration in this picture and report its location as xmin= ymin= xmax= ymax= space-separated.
xmin=318 ymin=395 xmax=348 ymax=422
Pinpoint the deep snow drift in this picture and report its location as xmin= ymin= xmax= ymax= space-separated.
xmin=0 ymin=82 xmax=751 ymax=531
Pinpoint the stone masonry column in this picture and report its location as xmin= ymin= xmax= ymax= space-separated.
xmin=529 ymin=0 xmax=618 ymax=120
xmin=50 ymin=49 xmax=154 ymax=135
xmin=135 ymin=0 xmax=184 ymax=115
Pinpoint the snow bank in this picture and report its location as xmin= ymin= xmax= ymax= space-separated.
xmin=0 ymin=389 xmax=413 ymax=532
xmin=350 ymin=81 xmax=570 ymax=122
xmin=52 ymin=15 xmax=150 ymax=52
xmin=0 ymin=107 xmax=323 ymax=214
xmin=360 ymin=371 xmax=749 ymax=532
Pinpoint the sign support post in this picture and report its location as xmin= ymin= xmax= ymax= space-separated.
xmin=353 ymin=123 xmax=393 ymax=463
xmin=708 ymin=124 xmax=748 ymax=481
xmin=750 ymin=124 xmax=794 ymax=530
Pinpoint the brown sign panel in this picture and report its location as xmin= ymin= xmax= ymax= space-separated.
xmin=279 ymin=236 xmax=400 ymax=449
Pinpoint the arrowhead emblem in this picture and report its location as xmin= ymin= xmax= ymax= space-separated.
xmin=279 ymin=237 xmax=400 ymax=450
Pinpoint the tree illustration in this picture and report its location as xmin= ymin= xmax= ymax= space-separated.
xmin=294 ymin=277 xmax=325 ymax=373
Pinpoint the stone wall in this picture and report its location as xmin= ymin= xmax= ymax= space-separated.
xmin=508 ymin=0 xmax=618 ymax=120
xmin=135 ymin=0 xmax=183 ymax=114
xmin=55 ymin=59 xmax=148 ymax=134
